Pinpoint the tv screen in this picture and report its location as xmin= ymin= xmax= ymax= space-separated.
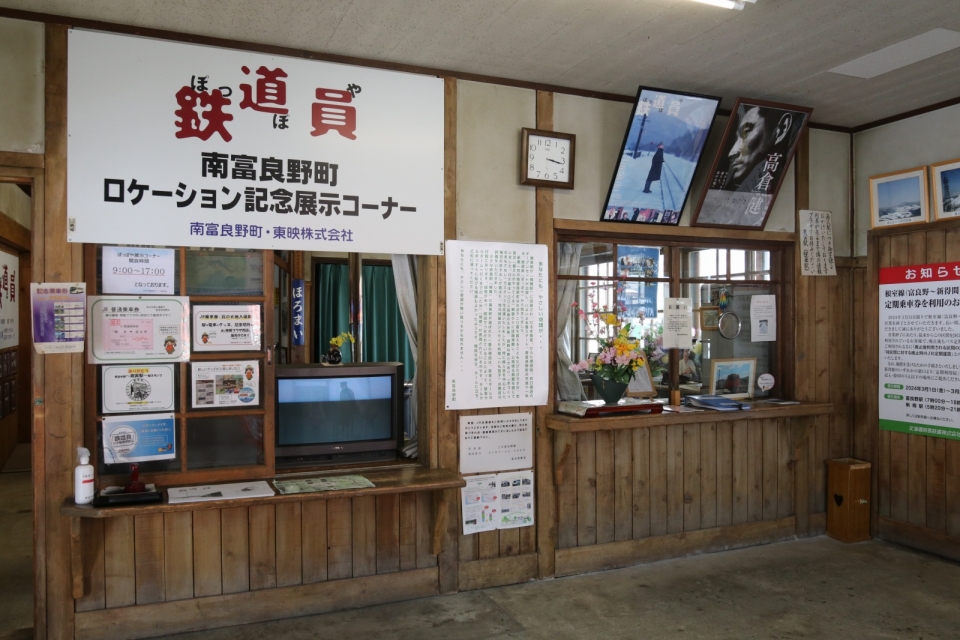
xmin=277 ymin=375 xmax=393 ymax=445
xmin=601 ymin=86 xmax=720 ymax=226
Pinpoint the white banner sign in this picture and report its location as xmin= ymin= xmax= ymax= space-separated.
xmin=88 ymin=296 xmax=190 ymax=363
xmin=102 ymin=247 xmax=175 ymax=295
xmin=67 ymin=29 xmax=444 ymax=255
xmin=192 ymin=360 xmax=260 ymax=408
xmin=102 ymin=364 xmax=176 ymax=414
xmin=459 ymin=412 xmax=533 ymax=474
xmin=445 ymin=241 xmax=549 ymax=410
xmin=661 ymin=297 xmax=692 ymax=349
xmin=0 ymin=253 xmax=18 ymax=349
xmin=193 ymin=304 xmax=261 ymax=351
xmin=879 ymin=261 xmax=960 ymax=441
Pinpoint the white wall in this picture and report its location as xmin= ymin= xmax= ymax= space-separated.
xmin=854 ymin=103 xmax=960 ymax=256
xmin=809 ymin=129 xmax=851 ymax=256
xmin=456 ymin=80 xmax=536 ymax=243
xmin=0 ymin=183 xmax=31 ymax=230
xmin=0 ymin=17 xmax=44 ymax=154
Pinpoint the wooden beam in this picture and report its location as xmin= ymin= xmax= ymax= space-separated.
xmin=0 ymin=151 xmax=44 ymax=169
xmin=553 ymin=218 xmax=795 ymax=244
xmin=457 ymin=553 xmax=538 ymax=591
xmin=877 ymin=516 xmax=960 ymax=563
xmin=546 ymin=403 xmax=834 ymax=432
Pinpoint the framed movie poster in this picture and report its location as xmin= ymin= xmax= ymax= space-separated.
xmin=869 ymin=166 xmax=929 ymax=229
xmin=692 ymin=98 xmax=812 ymax=229
xmin=930 ymin=158 xmax=960 ymax=220
xmin=602 ymin=86 xmax=720 ymax=226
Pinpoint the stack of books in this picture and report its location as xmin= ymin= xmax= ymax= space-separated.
xmin=685 ymin=394 xmax=752 ymax=411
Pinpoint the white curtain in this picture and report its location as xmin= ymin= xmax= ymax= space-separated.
xmin=391 ymin=254 xmax=418 ymax=441
xmin=557 ymin=243 xmax=585 ymax=401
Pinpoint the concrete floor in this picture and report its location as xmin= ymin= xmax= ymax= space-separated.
xmin=0 ymin=470 xmax=32 ymax=640
xmin=153 ymin=536 xmax=960 ymax=640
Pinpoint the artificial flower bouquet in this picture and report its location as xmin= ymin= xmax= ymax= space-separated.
xmin=329 ymin=332 xmax=355 ymax=348
xmin=568 ymin=302 xmax=646 ymax=384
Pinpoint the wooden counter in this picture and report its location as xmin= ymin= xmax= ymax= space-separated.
xmin=62 ymin=465 xmax=464 ymax=518
xmin=546 ymin=402 xmax=834 ymax=433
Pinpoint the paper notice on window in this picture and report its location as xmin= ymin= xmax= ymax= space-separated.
xmin=750 ymin=295 xmax=777 ymax=342
xmin=661 ymin=297 xmax=693 ymax=349
xmin=101 ymin=364 xmax=176 ymax=413
xmin=461 ymin=473 xmax=499 ymax=535
xmin=88 ymin=296 xmax=189 ymax=363
xmin=102 ymin=246 xmax=175 ymax=295
xmin=191 ymin=360 xmax=260 ymax=408
xmin=102 ymin=413 xmax=176 ymax=464
xmin=799 ymin=210 xmax=837 ymax=276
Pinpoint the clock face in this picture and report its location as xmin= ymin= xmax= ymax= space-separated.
xmin=526 ymin=135 xmax=571 ymax=183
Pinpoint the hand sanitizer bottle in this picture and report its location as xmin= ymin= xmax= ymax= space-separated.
xmin=75 ymin=447 xmax=94 ymax=505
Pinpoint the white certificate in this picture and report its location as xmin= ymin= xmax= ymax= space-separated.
xmin=459 ymin=412 xmax=533 ymax=474
xmin=191 ymin=360 xmax=260 ymax=408
xmin=88 ymin=296 xmax=189 ymax=363
xmin=661 ymin=297 xmax=693 ymax=349
xmin=193 ymin=305 xmax=261 ymax=351
xmin=101 ymin=364 xmax=176 ymax=413
xmin=750 ymin=295 xmax=777 ymax=342
xmin=101 ymin=246 xmax=175 ymax=295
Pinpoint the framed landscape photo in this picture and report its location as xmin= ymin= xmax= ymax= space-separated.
xmin=692 ymin=98 xmax=812 ymax=230
xmin=601 ymin=86 xmax=721 ymax=226
xmin=626 ymin=359 xmax=657 ymax=398
xmin=709 ymin=358 xmax=756 ymax=399
xmin=700 ymin=306 xmax=720 ymax=331
xmin=869 ymin=166 xmax=929 ymax=229
xmin=931 ymin=158 xmax=960 ymax=220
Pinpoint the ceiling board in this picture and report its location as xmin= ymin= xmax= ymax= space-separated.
xmin=2 ymin=0 xmax=958 ymax=127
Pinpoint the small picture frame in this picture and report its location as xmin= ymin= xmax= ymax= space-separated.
xmin=869 ymin=166 xmax=929 ymax=229
xmin=930 ymin=158 xmax=960 ymax=220
xmin=700 ymin=306 xmax=720 ymax=331
xmin=626 ymin=359 xmax=657 ymax=398
xmin=709 ymin=358 xmax=757 ymax=399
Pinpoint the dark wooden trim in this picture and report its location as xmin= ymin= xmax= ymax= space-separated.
xmin=808 ymin=122 xmax=852 ymax=134
xmin=866 ymin=215 xmax=960 ymax=239
xmin=546 ymin=403 xmax=834 ymax=432
xmin=851 ymin=95 xmax=960 ymax=134
xmin=554 ymin=218 xmax=795 ymax=244
xmin=834 ymin=256 xmax=867 ymax=269
xmin=877 ymin=516 xmax=960 ymax=563
xmin=555 ymin=516 xmax=796 ymax=577
xmin=0 ymin=151 xmax=44 ymax=169
xmin=0 ymin=206 xmax=31 ymax=252
xmin=457 ymin=552 xmax=538 ymax=591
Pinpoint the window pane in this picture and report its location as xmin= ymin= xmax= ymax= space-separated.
xmin=186 ymin=249 xmax=264 ymax=296
xmin=187 ymin=414 xmax=264 ymax=469
xmin=576 ymin=243 xmax=615 ymax=278
xmin=681 ymin=247 xmax=771 ymax=281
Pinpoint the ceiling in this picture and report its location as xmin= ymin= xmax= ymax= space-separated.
xmin=2 ymin=0 xmax=959 ymax=128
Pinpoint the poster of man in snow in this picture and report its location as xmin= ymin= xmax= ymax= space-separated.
xmin=601 ymin=87 xmax=720 ymax=226
xmin=692 ymin=99 xmax=812 ymax=229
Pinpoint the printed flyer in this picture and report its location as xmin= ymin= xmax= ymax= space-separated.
xmin=102 ymin=413 xmax=176 ymax=464
xmin=88 ymin=296 xmax=189 ymax=363
xmin=31 ymin=283 xmax=86 ymax=354
xmin=461 ymin=470 xmax=535 ymax=535
xmin=101 ymin=364 xmax=176 ymax=413
xmin=193 ymin=304 xmax=261 ymax=351
xmin=191 ymin=360 xmax=260 ymax=408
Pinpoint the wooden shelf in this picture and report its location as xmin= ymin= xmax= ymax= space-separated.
xmin=546 ymin=402 xmax=834 ymax=433
xmin=62 ymin=465 xmax=464 ymax=518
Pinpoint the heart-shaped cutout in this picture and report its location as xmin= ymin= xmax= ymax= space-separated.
xmin=834 ymin=493 xmax=843 ymax=507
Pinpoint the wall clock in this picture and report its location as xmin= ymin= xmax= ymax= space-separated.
xmin=520 ymin=128 xmax=576 ymax=189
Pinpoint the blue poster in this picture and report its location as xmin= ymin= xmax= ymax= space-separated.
xmin=618 ymin=246 xmax=660 ymax=320
xmin=102 ymin=413 xmax=176 ymax=464
xmin=292 ymin=279 xmax=305 ymax=346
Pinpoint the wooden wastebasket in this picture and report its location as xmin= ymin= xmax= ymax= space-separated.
xmin=826 ymin=458 xmax=871 ymax=543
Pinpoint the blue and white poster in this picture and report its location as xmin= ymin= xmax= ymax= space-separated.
xmin=617 ymin=246 xmax=660 ymax=320
xmin=602 ymin=88 xmax=720 ymax=225
xmin=102 ymin=413 xmax=176 ymax=464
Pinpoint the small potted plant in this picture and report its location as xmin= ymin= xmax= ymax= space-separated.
xmin=568 ymin=302 xmax=647 ymax=406
xmin=327 ymin=332 xmax=354 ymax=365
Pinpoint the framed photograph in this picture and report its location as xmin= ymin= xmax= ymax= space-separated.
xmin=930 ymin=158 xmax=960 ymax=220
xmin=700 ymin=306 xmax=720 ymax=331
xmin=692 ymin=98 xmax=812 ymax=229
xmin=191 ymin=360 xmax=261 ymax=409
xmin=869 ymin=166 xmax=929 ymax=229
xmin=601 ymin=86 xmax=721 ymax=226
xmin=627 ymin=359 xmax=657 ymax=398
xmin=709 ymin=358 xmax=757 ymax=399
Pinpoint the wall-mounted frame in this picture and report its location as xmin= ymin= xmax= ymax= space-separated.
xmin=699 ymin=306 xmax=720 ymax=331
xmin=709 ymin=357 xmax=757 ymax=399
xmin=193 ymin=304 xmax=263 ymax=352
xmin=626 ymin=359 xmax=657 ymax=398
xmin=930 ymin=158 xmax=960 ymax=221
xmin=190 ymin=360 xmax=262 ymax=409
xmin=869 ymin=166 xmax=929 ymax=229
xmin=601 ymin=86 xmax=720 ymax=226
xmin=692 ymin=98 xmax=812 ymax=230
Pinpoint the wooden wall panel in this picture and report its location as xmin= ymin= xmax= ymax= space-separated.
xmin=192 ymin=509 xmax=222 ymax=597
xmin=248 ymin=505 xmax=277 ymax=591
xmin=276 ymin=503 xmax=303 ymax=587
xmin=103 ymin=516 xmax=135 ymax=609
xmin=221 ymin=507 xmax=250 ymax=594
xmin=163 ymin=512 xmax=194 ymax=602
xmin=134 ymin=514 xmax=165 ymax=604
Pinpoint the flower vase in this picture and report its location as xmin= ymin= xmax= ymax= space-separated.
xmin=327 ymin=346 xmax=342 ymax=365
xmin=591 ymin=373 xmax=628 ymax=406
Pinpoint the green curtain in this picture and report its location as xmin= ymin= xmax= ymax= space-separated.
xmin=362 ymin=265 xmax=414 ymax=380
xmin=314 ymin=262 xmax=353 ymax=362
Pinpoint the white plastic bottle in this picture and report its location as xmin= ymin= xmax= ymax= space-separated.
xmin=74 ymin=447 xmax=94 ymax=505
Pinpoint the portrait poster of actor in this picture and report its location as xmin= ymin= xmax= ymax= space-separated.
xmin=693 ymin=99 xmax=812 ymax=229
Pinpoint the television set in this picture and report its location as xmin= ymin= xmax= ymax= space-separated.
xmin=275 ymin=362 xmax=403 ymax=468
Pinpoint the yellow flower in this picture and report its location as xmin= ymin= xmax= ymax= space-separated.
xmin=602 ymin=313 xmax=619 ymax=326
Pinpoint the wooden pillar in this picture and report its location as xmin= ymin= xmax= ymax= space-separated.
xmin=534 ymin=90 xmax=557 ymax=579
xmin=792 ymin=129 xmax=812 ymax=536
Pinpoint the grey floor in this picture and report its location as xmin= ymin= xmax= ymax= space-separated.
xmin=3 ymin=465 xmax=960 ymax=640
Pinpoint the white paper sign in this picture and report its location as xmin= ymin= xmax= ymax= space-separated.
xmin=102 ymin=247 xmax=175 ymax=295
xmin=445 ymin=241 xmax=549 ymax=410
xmin=67 ymin=29 xmax=444 ymax=255
xmin=193 ymin=305 xmax=261 ymax=351
xmin=88 ymin=296 xmax=190 ymax=363
xmin=750 ymin=295 xmax=777 ymax=342
xmin=460 ymin=470 xmax=535 ymax=535
xmin=459 ymin=412 xmax=533 ymax=474
xmin=496 ymin=470 xmax=535 ymax=529
xmin=662 ymin=297 xmax=693 ymax=349
xmin=192 ymin=360 xmax=260 ymax=408
xmin=799 ymin=210 xmax=837 ymax=276
xmin=102 ymin=364 xmax=176 ymax=413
